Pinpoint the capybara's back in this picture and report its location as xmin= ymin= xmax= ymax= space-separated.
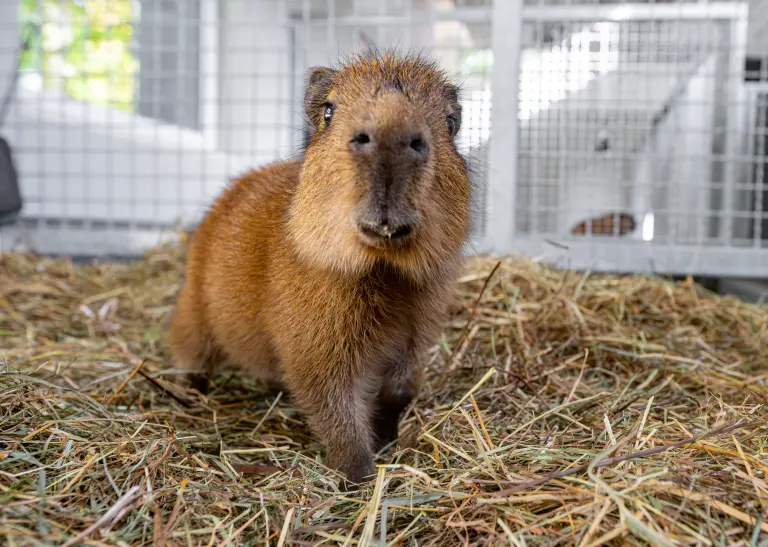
xmin=169 ymin=50 xmax=472 ymax=486
xmin=169 ymin=161 xmax=300 ymax=389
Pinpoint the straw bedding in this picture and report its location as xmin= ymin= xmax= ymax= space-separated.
xmin=1 ymin=235 xmax=768 ymax=546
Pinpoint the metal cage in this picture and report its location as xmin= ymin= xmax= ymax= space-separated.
xmin=0 ymin=0 xmax=766 ymax=277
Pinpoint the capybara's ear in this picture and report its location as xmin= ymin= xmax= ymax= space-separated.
xmin=445 ymin=83 xmax=462 ymax=136
xmin=304 ymin=66 xmax=336 ymax=131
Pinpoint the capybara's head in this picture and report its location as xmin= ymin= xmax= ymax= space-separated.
xmin=287 ymin=51 xmax=472 ymax=281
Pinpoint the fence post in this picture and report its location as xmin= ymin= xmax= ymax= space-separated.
xmin=200 ymin=0 xmax=220 ymax=150
xmin=484 ymin=0 xmax=523 ymax=255
xmin=722 ymin=5 xmax=749 ymax=244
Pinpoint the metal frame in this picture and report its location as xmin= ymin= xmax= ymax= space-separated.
xmin=484 ymin=0 xmax=522 ymax=252
xmin=0 ymin=217 xmax=180 ymax=259
xmin=293 ymin=3 xmax=748 ymax=26
xmin=287 ymin=1 xmax=758 ymax=277
xmin=475 ymin=1 xmax=758 ymax=277
xmin=502 ymin=239 xmax=768 ymax=278
xmin=2 ymin=0 xmax=765 ymax=280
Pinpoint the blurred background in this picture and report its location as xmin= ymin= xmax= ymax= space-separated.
xmin=0 ymin=0 xmax=766 ymax=299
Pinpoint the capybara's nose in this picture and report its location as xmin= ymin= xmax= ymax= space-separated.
xmin=349 ymin=129 xmax=429 ymax=160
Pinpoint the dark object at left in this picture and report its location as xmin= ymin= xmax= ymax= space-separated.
xmin=0 ymin=135 xmax=22 ymax=223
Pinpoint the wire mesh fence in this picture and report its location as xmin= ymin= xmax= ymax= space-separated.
xmin=0 ymin=0 xmax=766 ymax=276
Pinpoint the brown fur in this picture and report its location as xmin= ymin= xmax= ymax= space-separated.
xmin=571 ymin=212 xmax=636 ymax=237
xmin=168 ymin=51 xmax=472 ymax=486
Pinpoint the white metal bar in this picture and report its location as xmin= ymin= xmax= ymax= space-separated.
xmin=521 ymin=2 xmax=748 ymax=23
xmin=327 ymin=0 xmax=336 ymax=59
xmin=471 ymin=238 xmax=768 ymax=278
xmin=405 ymin=0 xmax=413 ymax=58
xmin=743 ymin=85 xmax=761 ymax=245
xmin=199 ymin=0 xmax=220 ymax=150
xmin=754 ymin=87 xmax=767 ymax=245
xmin=293 ymin=0 xmax=311 ymax=151
xmin=285 ymin=0 xmax=300 ymax=152
xmin=5 ymin=221 xmax=767 ymax=278
xmin=484 ymin=0 xmax=523 ymax=254
xmin=377 ymin=0 xmax=385 ymax=45
xmin=721 ymin=13 xmax=749 ymax=244
xmin=0 ymin=221 xmax=181 ymax=258
xmin=289 ymin=3 xmax=748 ymax=27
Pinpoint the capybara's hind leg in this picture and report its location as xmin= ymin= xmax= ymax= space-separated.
xmin=168 ymin=289 xmax=216 ymax=394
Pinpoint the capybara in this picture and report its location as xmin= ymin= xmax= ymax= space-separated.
xmin=168 ymin=51 xmax=472 ymax=486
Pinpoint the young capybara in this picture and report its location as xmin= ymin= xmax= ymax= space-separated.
xmin=168 ymin=51 xmax=472 ymax=486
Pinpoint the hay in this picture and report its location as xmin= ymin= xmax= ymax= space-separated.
xmin=1 ymin=235 xmax=768 ymax=546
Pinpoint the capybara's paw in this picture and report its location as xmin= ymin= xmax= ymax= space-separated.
xmin=179 ymin=371 xmax=210 ymax=395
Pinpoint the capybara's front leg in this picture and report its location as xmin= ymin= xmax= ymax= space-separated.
xmin=372 ymin=382 xmax=415 ymax=453
xmin=372 ymin=345 xmax=423 ymax=452
xmin=286 ymin=367 xmax=376 ymax=487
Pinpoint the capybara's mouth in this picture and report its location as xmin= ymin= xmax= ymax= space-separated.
xmin=357 ymin=223 xmax=415 ymax=249
xmin=359 ymin=223 xmax=412 ymax=241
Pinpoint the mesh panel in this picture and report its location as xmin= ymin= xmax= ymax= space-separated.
xmin=0 ymin=0 xmax=765 ymax=276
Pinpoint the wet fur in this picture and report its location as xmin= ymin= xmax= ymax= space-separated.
xmin=168 ymin=51 xmax=472 ymax=486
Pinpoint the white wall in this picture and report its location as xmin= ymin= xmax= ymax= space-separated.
xmin=3 ymin=88 xmax=250 ymax=225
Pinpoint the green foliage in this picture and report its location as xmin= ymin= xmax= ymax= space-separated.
xmin=460 ymin=48 xmax=493 ymax=75
xmin=19 ymin=0 xmax=137 ymax=112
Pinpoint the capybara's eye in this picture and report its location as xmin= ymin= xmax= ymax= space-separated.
xmin=323 ymin=104 xmax=335 ymax=126
xmin=446 ymin=115 xmax=457 ymax=136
